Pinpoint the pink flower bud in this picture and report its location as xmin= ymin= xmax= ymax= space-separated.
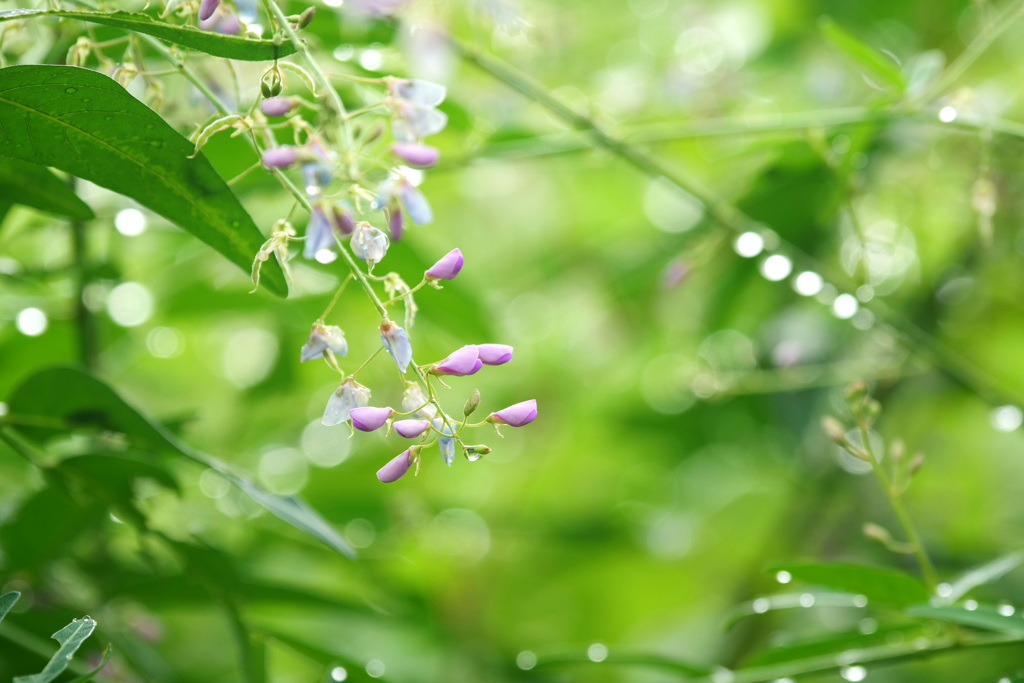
xmin=489 ymin=399 xmax=538 ymax=427
xmin=199 ymin=0 xmax=220 ymax=21
xmin=349 ymin=406 xmax=394 ymax=432
xmin=377 ymin=449 xmax=414 ymax=483
xmin=431 ymin=345 xmax=482 ymax=377
xmin=393 ymin=419 xmax=430 ymax=438
xmin=392 ymin=142 xmax=440 ymax=167
xmin=262 ymin=146 xmax=298 ymax=168
xmin=476 ymin=343 xmax=513 ymax=365
xmin=425 ymin=248 xmax=463 ymax=280
xmin=260 ymin=96 xmax=295 ymax=117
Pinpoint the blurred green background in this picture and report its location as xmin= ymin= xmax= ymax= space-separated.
xmin=3 ymin=0 xmax=1024 ymax=681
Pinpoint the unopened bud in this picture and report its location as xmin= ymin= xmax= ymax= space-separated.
xmin=298 ymin=6 xmax=316 ymax=28
xmin=863 ymin=522 xmax=893 ymax=544
xmin=845 ymin=380 xmax=869 ymax=404
xmin=261 ymin=68 xmax=283 ymax=98
xmin=464 ymin=388 xmax=481 ymax=417
xmin=822 ymin=417 xmax=847 ymax=445
xmin=908 ymin=452 xmax=925 ymax=475
xmin=890 ymin=439 xmax=905 ymax=462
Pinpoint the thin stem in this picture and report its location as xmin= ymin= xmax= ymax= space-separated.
xmin=0 ymin=428 xmax=40 ymax=466
xmin=857 ymin=421 xmax=939 ymax=589
xmin=318 ymin=273 xmax=353 ymax=321
xmin=349 ymin=345 xmax=384 ymax=379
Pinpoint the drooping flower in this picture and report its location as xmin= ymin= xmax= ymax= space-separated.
xmin=402 ymin=383 xmax=436 ymax=418
xmin=380 ymin=321 xmax=412 ymax=373
xmin=198 ymin=0 xmax=220 ymax=21
xmin=394 ymin=419 xmax=430 ymax=438
xmin=489 ymin=399 xmax=538 ymax=427
xmin=430 ymin=346 xmax=482 ymax=377
xmin=389 ymin=78 xmax=448 ymax=141
xmin=377 ymin=449 xmax=414 ymax=483
xmin=303 ymin=205 xmax=334 ymax=259
xmin=392 ymin=142 xmax=440 ymax=168
xmin=476 ymin=343 xmax=513 ymax=365
xmin=300 ymin=323 xmax=348 ymax=362
xmin=425 ymin=248 xmax=463 ymax=281
xmin=388 ymin=207 xmax=404 ymax=242
xmin=350 ymin=223 xmax=390 ymax=267
xmin=261 ymin=146 xmax=297 ymax=168
xmin=432 ymin=417 xmax=456 ymax=466
xmin=349 ymin=406 xmax=395 ymax=432
xmin=331 ymin=204 xmax=355 ymax=236
xmin=321 ymin=379 xmax=371 ymax=426
xmin=398 ymin=179 xmax=433 ymax=225
xmin=260 ymin=96 xmax=295 ymax=117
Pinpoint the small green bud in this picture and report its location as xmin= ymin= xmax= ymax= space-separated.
xmin=890 ymin=439 xmax=905 ymax=462
xmin=298 ymin=6 xmax=316 ymax=28
xmin=908 ymin=452 xmax=925 ymax=475
xmin=261 ymin=68 xmax=283 ymax=98
xmin=464 ymin=388 xmax=481 ymax=417
xmin=863 ymin=522 xmax=893 ymax=544
xmin=821 ymin=417 xmax=847 ymax=445
xmin=844 ymin=380 xmax=869 ymax=404
xmin=464 ymin=444 xmax=491 ymax=461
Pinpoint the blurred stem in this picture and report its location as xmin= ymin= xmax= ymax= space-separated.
xmin=0 ymin=428 xmax=39 ymax=466
xmin=69 ymin=176 xmax=98 ymax=372
xmin=857 ymin=421 xmax=939 ymax=589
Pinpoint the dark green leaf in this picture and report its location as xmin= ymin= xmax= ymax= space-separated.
xmin=820 ymin=18 xmax=906 ymax=91
xmin=0 ymin=159 xmax=93 ymax=220
xmin=0 ymin=65 xmax=287 ymax=296
xmin=0 ymin=487 xmax=103 ymax=571
xmin=7 ymin=366 xmax=353 ymax=557
xmin=908 ymin=605 xmax=1024 ymax=635
xmin=54 ymin=453 xmax=180 ymax=528
xmin=67 ymin=646 xmax=111 ymax=683
xmin=0 ymin=10 xmax=295 ymax=61
xmin=0 ymin=591 xmax=20 ymax=624
xmin=768 ymin=562 xmax=930 ymax=606
xmin=13 ymin=616 xmax=97 ymax=683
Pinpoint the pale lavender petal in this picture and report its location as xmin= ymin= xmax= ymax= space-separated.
xmin=303 ymin=207 xmax=334 ymax=259
xmin=425 ymin=248 xmax=463 ymax=280
xmin=476 ymin=343 xmax=512 ymax=365
xmin=321 ymin=380 xmax=371 ymax=426
xmin=350 ymin=406 xmax=394 ymax=432
xmin=261 ymin=146 xmax=297 ymax=168
xmin=394 ymin=79 xmax=447 ymax=107
xmin=260 ymin=96 xmax=294 ymax=117
xmin=490 ymin=399 xmax=538 ymax=427
xmin=399 ymin=181 xmax=433 ymax=225
xmin=394 ymin=419 xmax=430 ymax=438
xmin=377 ymin=450 xmax=413 ymax=482
xmin=388 ymin=207 xmax=404 ymax=242
xmin=380 ymin=322 xmax=413 ymax=373
xmin=392 ymin=142 xmax=440 ymax=167
xmin=433 ymin=345 xmax=481 ymax=376
xmin=199 ymin=0 xmax=220 ymax=21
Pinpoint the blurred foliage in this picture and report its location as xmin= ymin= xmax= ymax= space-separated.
xmin=3 ymin=0 xmax=1024 ymax=682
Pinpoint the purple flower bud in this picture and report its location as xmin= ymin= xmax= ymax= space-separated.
xmin=432 ymin=417 xmax=456 ymax=466
xmin=489 ymin=399 xmax=538 ymax=427
xmin=300 ymin=323 xmax=347 ymax=362
xmin=322 ymin=379 xmax=371 ymax=426
xmin=210 ymin=13 xmax=241 ymax=34
xmin=394 ymin=419 xmax=430 ymax=438
xmin=349 ymin=406 xmax=394 ymax=432
xmin=331 ymin=205 xmax=355 ymax=236
xmin=303 ymin=206 xmax=334 ymax=260
xmin=425 ymin=248 xmax=463 ymax=280
xmin=388 ymin=207 xmax=404 ymax=242
xmin=398 ymin=180 xmax=433 ymax=225
xmin=476 ymin=343 xmax=513 ymax=365
xmin=380 ymin=321 xmax=413 ymax=373
xmin=392 ymin=142 xmax=440 ymax=168
xmin=377 ymin=449 xmax=414 ymax=483
xmin=260 ymin=96 xmax=295 ymax=117
xmin=262 ymin=146 xmax=297 ymax=168
xmin=199 ymin=0 xmax=220 ymax=21
xmin=351 ymin=223 xmax=390 ymax=266
xmin=431 ymin=345 xmax=482 ymax=377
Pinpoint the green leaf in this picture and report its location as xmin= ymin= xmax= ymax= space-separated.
xmin=820 ymin=18 xmax=906 ymax=92
xmin=942 ymin=553 xmax=1024 ymax=604
xmin=13 ymin=616 xmax=97 ymax=683
xmin=54 ymin=453 xmax=181 ymax=528
xmin=0 ymin=487 xmax=104 ymax=571
xmin=908 ymin=605 xmax=1024 ymax=635
xmin=0 ymin=591 xmax=20 ymax=624
xmin=0 ymin=159 xmax=93 ymax=220
xmin=6 ymin=366 xmax=353 ymax=557
xmin=0 ymin=65 xmax=287 ymax=297
xmin=744 ymin=624 xmax=925 ymax=666
xmin=67 ymin=646 xmax=112 ymax=683
xmin=0 ymin=10 xmax=296 ymax=61
xmin=768 ymin=562 xmax=930 ymax=606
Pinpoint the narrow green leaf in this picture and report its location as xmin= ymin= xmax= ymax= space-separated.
xmin=942 ymin=553 xmax=1024 ymax=604
xmin=908 ymin=605 xmax=1024 ymax=635
xmin=13 ymin=617 xmax=97 ymax=683
xmin=7 ymin=366 xmax=353 ymax=557
xmin=768 ymin=562 xmax=930 ymax=606
xmin=0 ymin=591 xmax=20 ymax=624
xmin=67 ymin=646 xmax=112 ymax=683
xmin=0 ymin=159 xmax=93 ymax=220
xmin=744 ymin=624 xmax=925 ymax=666
xmin=820 ymin=18 xmax=906 ymax=92
xmin=0 ymin=65 xmax=287 ymax=297
xmin=0 ymin=10 xmax=295 ymax=61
